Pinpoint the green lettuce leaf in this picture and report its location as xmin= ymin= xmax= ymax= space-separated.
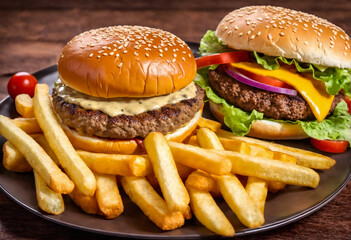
xmin=199 ymin=30 xmax=228 ymax=56
xmin=253 ymin=52 xmax=351 ymax=96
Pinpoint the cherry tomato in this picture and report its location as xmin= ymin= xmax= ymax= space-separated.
xmin=311 ymin=138 xmax=348 ymax=153
xmin=344 ymin=96 xmax=351 ymax=114
xmin=196 ymin=51 xmax=250 ymax=69
xmin=7 ymin=72 xmax=38 ymax=99
xmin=236 ymin=68 xmax=294 ymax=89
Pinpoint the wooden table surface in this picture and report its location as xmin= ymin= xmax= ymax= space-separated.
xmin=0 ymin=0 xmax=350 ymax=239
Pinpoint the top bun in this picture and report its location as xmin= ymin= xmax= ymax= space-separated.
xmin=58 ymin=26 xmax=196 ymax=98
xmin=216 ymin=6 xmax=351 ymax=69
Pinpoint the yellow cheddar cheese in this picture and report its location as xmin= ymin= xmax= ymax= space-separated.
xmin=230 ymin=62 xmax=334 ymax=122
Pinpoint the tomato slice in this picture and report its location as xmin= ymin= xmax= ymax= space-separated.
xmin=345 ymin=96 xmax=351 ymax=114
xmin=311 ymin=138 xmax=348 ymax=153
xmin=196 ymin=51 xmax=250 ymax=69
xmin=236 ymin=68 xmax=294 ymax=89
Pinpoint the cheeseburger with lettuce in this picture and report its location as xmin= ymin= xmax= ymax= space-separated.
xmin=195 ymin=6 xmax=351 ymax=152
xmin=54 ymin=26 xmax=204 ymax=154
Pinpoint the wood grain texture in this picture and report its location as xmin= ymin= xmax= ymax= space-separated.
xmin=0 ymin=0 xmax=350 ymax=239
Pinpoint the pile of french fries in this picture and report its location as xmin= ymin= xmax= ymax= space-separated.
xmin=0 ymin=83 xmax=336 ymax=236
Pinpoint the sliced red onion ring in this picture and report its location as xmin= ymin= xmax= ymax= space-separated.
xmin=224 ymin=65 xmax=298 ymax=96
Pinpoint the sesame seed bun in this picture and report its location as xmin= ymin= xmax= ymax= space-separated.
xmin=58 ymin=26 xmax=197 ymax=98
xmin=216 ymin=6 xmax=351 ymax=69
xmin=209 ymin=101 xmax=309 ymax=140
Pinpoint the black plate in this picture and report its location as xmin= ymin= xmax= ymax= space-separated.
xmin=0 ymin=42 xmax=350 ymax=239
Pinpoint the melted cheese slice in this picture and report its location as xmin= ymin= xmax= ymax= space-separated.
xmin=230 ymin=62 xmax=334 ymax=122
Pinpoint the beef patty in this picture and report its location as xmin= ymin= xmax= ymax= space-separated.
xmin=209 ymin=68 xmax=344 ymax=121
xmin=52 ymin=84 xmax=204 ymax=139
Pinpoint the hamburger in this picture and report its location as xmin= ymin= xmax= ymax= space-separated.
xmin=54 ymin=26 xmax=204 ymax=154
xmin=195 ymin=6 xmax=351 ymax=146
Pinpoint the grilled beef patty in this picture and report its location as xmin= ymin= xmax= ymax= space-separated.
xmin=52 ymin=84 xmax=204 ymax=139
xmin=208 ymin=68 xmax=343 ymax=121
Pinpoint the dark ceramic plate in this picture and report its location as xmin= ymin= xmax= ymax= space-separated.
xmin=0 ymin=43 xmax=350 ymax=239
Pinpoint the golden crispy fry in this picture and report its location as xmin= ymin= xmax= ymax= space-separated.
xmin=121 ymin=176 xmax=185 ymax=231
xmin=197 ymin=117 xmax=222 ymax=132
xmin=32 ymin=134 xmax=60 ymax=165
xmin=197 ymin=127 xmax=224 ymax=150
xmin=185 ymin=170 xmax=215 ymax=192
xmin=217 ymin=129 xmax=335 ymax=169
xmin=186 ymin=185 xmax=235 ymax=236
xmin=33 ymin=84 xmax=96 ymax=196
xmin=12 ymin=117 xmax=41 ymax=134
xmin=94 ymin=172 xmax=123 ymax=219
xmin=69 ymin=186 xmax=101 ymax=215
xmin=144 ymin=132 xmax=189 ymax=213
xmin=0 ymin=115 xmax=74 ymax=194
xmin=77 ymin=150 xmax=152 ymax=177
xmin=183 ymin=205 xmax=192 ymax=220
xmin=15 ymin=94 xmax=35 ymax=118
xmin=168 ymin=141 xmax=232 ymax=175
xmin=245 ymin=177 xmax=268 ymax=214
xmin=2 ymin=141 xmax=32 ymax=172
xmin=34 ymin=170 xmax=64 ymax=215
xmin=214 ymin=149 xmax=320 ymax=188
xmin=184 ymin=135 xmax=198 ymax=146
xmin=176 ymin=162 xmax=194 ymax=180
xmin=218 ymin=174 xmax=265 ymax=228
xmin=268 ymin=152 xmax=297 ymax=193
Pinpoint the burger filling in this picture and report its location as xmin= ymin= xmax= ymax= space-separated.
xmin=52 ymin=83 xmax=204 ymax=139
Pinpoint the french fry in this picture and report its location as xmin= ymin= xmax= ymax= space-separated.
xmin=184 ymin=135 xmax=198 ymax=146
xmin=197 ymin=117 xmax=222 ymax=132
xmin=183 ymin=205 xmax=192 ymax=220
xmin=15 ymin=94 xmax=35 ymax=118
xmin=121 ymin=176 xmax=184 ymax=230
xmin=268 ymin=152 xmax=297 ymax=193
xmin=185 ymin=170 xmax=215 ymax=192
xmin=214 ymin=149 xmax=320 ymax=188
xmin=69 ymin=187 xmax=101 ymax=215
xmin=33 ymin=84 xmax=96 ymax=196
xmin=0 ymin=115 xmax=74 ymax=194
xmin=186 ymin=185 xmax=235 ymax=236
xmin=12 ymin=117 xmax=41 ymax=134
xmin=176 ymin=162 xmax=194 ymax=180
xmin=94 ymin=172 xmax=123 ymax=219
xmin=217 ymin=174 xmax=265 ymax=228
xmin=32 ymin=134 xmax=60 ymax=165
xmin=197 ymin=127 xmax=224 ymax=150
xmin=245 ymin=177 xmax=268 ymax=214
xmin=144 ymin=132 xmax=189 ymax=213
xmin=77 ymin=150 xmax=152 ymax=177
xmin=34 ymin=170 xmax=64 ymax=215
xmin=217 ymin=129 xmax=335 ymax=169
xmin=168 ymin=141 xmax=232 ymax=175
xmin=2 ymin=141 xmax=32 ymax=172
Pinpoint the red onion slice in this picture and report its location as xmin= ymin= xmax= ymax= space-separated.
xmin=224 ymin=65 xmax=298 ymax=96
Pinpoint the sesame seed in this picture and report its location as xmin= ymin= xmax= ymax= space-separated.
xmin=265 ymin=25 xmax=269 ymax=29
xmin=280 ymin=32 xmax=285 ymax=36
xmin=172 ymin=58 xmax=176 ymax=63
xmin=173 ymin=53 xmax=177 ymax=58
xmin=115 ymin=53 xmax=120 ymax=58
xmin=239 ymin=32 xmax=243 ymax=37
xmin=296 ymin=37 xmax=300 ymax=41
xmin=103 ymin=53 xmax=108 ymax=56
xmin=89 ymin=53 xmax=93 ymax=58
xmin=118 ymin=45 xmax=123 ymax=50
xmin=123 ymin=50 xmax=127 ymax=54
xmin=145 ymin=53 xmax=149 ymax=57
xmin=257 ymin=31 xmax=261 ymax=36
xmin=330 ymin=45 xmax=335 ymax=48
xmin=319 ymin=42 xmax=322 ymax=48
xmin=159 ymin=53 xmax=163 ymax=57
xmin=247 ymin=30 xmax=251 ymax=35
xmin=268 ymin=33 xmax=272 ymax=40
xmin=118 ymin=62 xmax=123 ymax=68
xmin=345 ymin=47 xmax=348 ymax=50
xmin=257 ymin=17 xmax=263 ymax=21
xmin=234 ymin=26 xmax=239 ymax=30
xmin=182 ymin=57 xmax=186 ymax=61
xmin=304 ymin=23 xmax=308 ymax=27
xmin=250 ymin=35 xmax=255 ymax=40
xmin=273 ymin=23 xmax=277 ymax=28
xmin=134 ymin=52 xmax=139 ymax=56
xmin=304 ymin=41 xmax=308 ymax=45
xmin=159 ymin=49 xmax=163 ymax=53
xmin=344 ymin=52 xmax=347 ymax=56
xmin=330 ymin=41 xmax=335 ymax=45
xmin=102 ymin=46 xmax=108 ymax=49
xmin=97 ymin=55 xmax=101 ymax=59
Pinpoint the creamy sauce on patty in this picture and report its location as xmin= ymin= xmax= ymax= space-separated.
xmin=54 ymin=79 xmax=197 ymax=116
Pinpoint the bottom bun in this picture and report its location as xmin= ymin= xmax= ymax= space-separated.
xmin=63 ymin=110 xmax=202 ymax=154
xmin=209 ymin=101 xmax=309 ymax=140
